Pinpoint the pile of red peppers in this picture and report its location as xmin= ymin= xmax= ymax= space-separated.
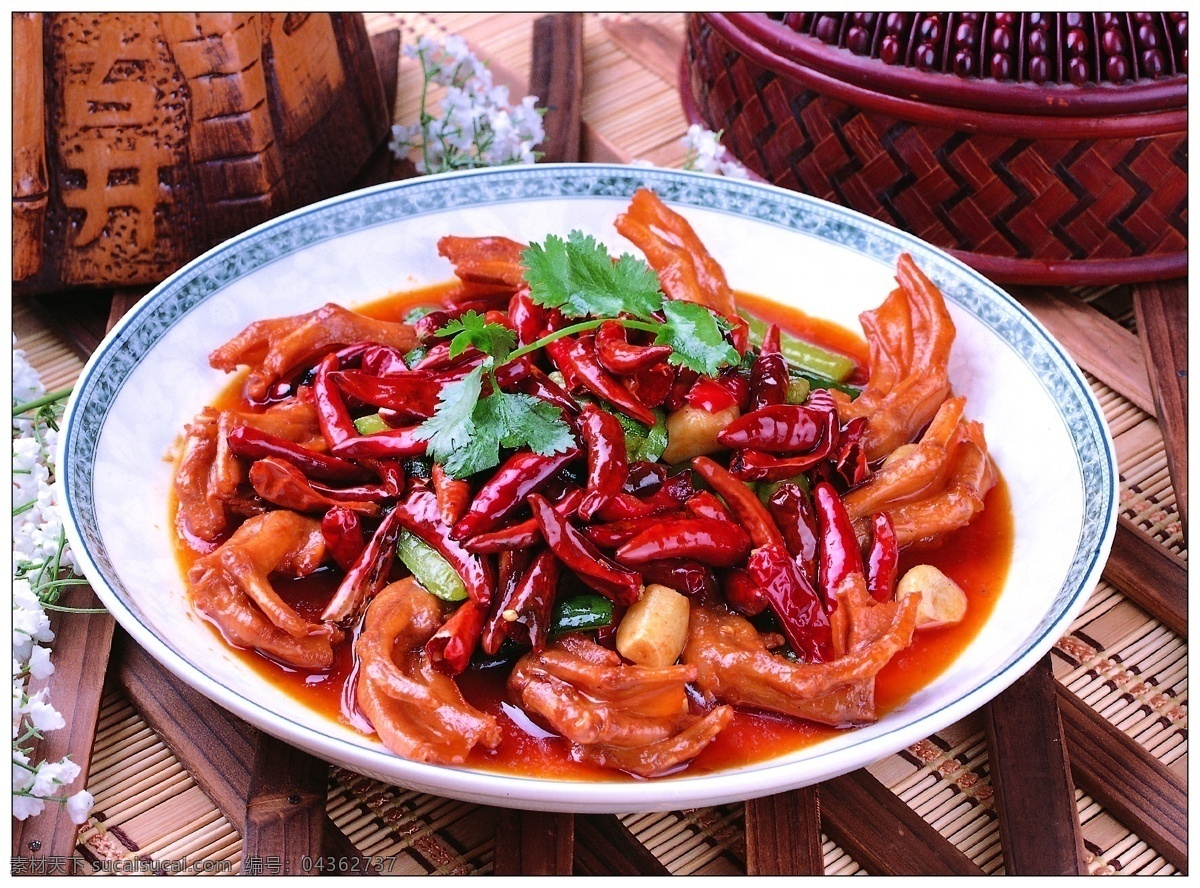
xmin=217 ymin=292 xmax=901 ymax=675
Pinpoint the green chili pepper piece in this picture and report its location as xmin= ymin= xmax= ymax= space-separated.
xmin=738 ymin=310 xmax=856 ymax=383
xmin=549 ymin=593 xmax=614 ymax=636
xmin=353 ymin=413 xmax=391 ymax=435
xmin=397 ymin=531 xmax=468 ymax=601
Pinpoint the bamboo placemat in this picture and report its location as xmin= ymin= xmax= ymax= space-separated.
xmin=15 ymin=13 xmax=1185 ymax=877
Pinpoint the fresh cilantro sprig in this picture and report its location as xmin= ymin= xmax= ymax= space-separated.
xmin=415 ymin=229 xmax=740 ymax=478
xmin=519 ymin=231 xmax=739 ymax=376
xmin=438 ymin=310 xmax=516 ymax=364
xmin=414 ymin=321 xmax=575 ymax=478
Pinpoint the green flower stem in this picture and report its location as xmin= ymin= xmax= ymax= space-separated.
xmin=13 ymin=387 xmax=72 ymax=416
xmin=42 ymin=604 xmax=108 ymax=615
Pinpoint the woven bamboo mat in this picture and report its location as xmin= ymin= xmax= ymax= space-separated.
xmin=16 ymin=13 xmax=1185 ymax=877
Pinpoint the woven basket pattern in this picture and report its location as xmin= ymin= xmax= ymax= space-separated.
xmin=684 ymin=15 xmax=1187 ymax=283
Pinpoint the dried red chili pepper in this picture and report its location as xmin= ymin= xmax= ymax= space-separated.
xmin=747 ymin=543 xmax=833 ymax=663
xmin=832 ymin=416 xmax=870 ymax=488
xmin=331 ymin=341 xmax=374 ymax=367
xmin=508 ymin=288 xmax=545 ymax=346
xmin=620 ymin=363 xmax=668 ymax=412
xmin=330 ymin=370 xmax=441 ymax=420
xmin=415 ymin=310 xmax=452 ymax=342
xmin=748 ymin=324 xmax=790 ymax=411
xmin=483 ymin=547 xmax=559 ymax=654
xmin=728 ymin=449 xmax=827 ymax=483
xmin=248 ymin=458 xmax=380 ymax=516
xmin=727 ymin=314 xmax=752 ymax=356
xmin=866 ymin=512 xmax=899 ymax=602
xmin=463 ymin=488 xmax=585 ymax=554
xmin=321 ymin=507 xmax=367 ymax=572
xmin=452 ymin=448 xmax=580 ymax=540
xmin=493 ymin=355 xmax=578 ymax=415
xmin=331 ymin=426 xmax=429 ymax=460
xmin=482 ymin=549 xmax=533 ymax=655
xmin=658 ymin=470 xmax=696 ymax=503
xmin=481 ymin=550 xmax=529 ymax=650
xmin=766 ymin=482 xmax=819 ymax=584
xmin=393 ymin=487 xmax=496 ymax=607
xmin=581 ymin=512 xmax=689 ymax=549
xmin=528 ymin=493 xmax=642 ymax=605
xmin=595 ymin=321 xmax=673 ymax=374
xmin=364 ymin=459 xmax=406 ymax=496
xmin=615 ymin=518 xmax=751 ymax=568
xmin=813 ymin=481 xmax=864 ymax=601
xmin=639 ymin=558 xmax=716 ymax=599
xmin=320 ymin=507 xmax=405 ymax=624
xmin=431 ymin=464 xmax=472 ymax=527
xmin=313 ymin=354 xmax=358 ymax=448
xmin=308 ymin=473 xmax=404 ymax=504
xmin=226 ymin=426 xmax=371 ymax=483
xmin=592 ymin=477 xmax=693 ymax=522
xmin=684 ymin=377 xmax=737 ymax=413
xmin=690 ymin=456 xmax=784 ymax=549
xmin=624 ymin=461 xmax=667 ymax=495
xmin=684 ymin=491 xmax=736 ymax=524
xmin=426 ymin=599 xmax=487 ymax=675
xmin=545 ymin=336 xmax=657 ymax=427
xmin=414 ymin=341 xmax=483 ymax=372
xmin=359 ymin=344 xmax=410 ymax=377
xmin=577 ymin=403 xmax=630 ymax=520
xmin=723 ymin=567 xmax=768 ymax=616
xmin=664 ymin=366 xmax=699 ymax=412
xmin=718 ymin=404 xmax=825 ymax=454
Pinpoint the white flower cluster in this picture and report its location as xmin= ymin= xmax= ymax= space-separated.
xmin=390 ymin=35 xmax=546 ymax=175
xmin=12 ymin=347 xmax=93 ymax=824
xmin=681 ymin=125 xmax=748 ymax=179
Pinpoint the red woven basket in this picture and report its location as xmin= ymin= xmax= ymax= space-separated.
xmin=681 ymin=12 xmax=1187 ymax=285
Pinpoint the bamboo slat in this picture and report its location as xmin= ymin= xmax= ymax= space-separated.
xmin=1132 ymin=280 xmax=1188 ymax=532
xmin=491 ymin=811 xmax=574 ymax=875
xmin=821 ymin=770 xmax=982 ymax=875
xmin=744 ymin=788 xmax=823 ymax=874
xmin=1057 ymin=685 xmax=1187 ymax=873
xmin=982 ymin=658 xmax=1087 ymax=874
xmin=1102 ymin=516 xmax=1188 ymax=636
xmin=1015 ymin=288 xmax=1156 ymax=416
xmin=242 ymin=736 xmax=330 ymax=875
xmin=574 ymin=815 xmax=671 ymax=876
xmin=599 ymin=15 xmax=686 ymax=88
xmin=529 ymin=13 xmax=583 ymax=165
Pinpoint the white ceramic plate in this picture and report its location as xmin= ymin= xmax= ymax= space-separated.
xmin=61 ymin=164 xmax=1117 ymax=813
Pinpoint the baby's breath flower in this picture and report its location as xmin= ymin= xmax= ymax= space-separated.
xmin=390 ymin=35 xmax=545 ymax=175
xmin=681 ymin=125 xmax=748 ymax=178
xmin=11 ymin=350 xmax=93 ymax=824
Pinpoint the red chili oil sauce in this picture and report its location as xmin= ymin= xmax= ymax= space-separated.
xmin=175 ymin=282 xmax=1013 ymax=781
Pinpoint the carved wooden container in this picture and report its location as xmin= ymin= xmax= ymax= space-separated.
xmin=12 ymin=12 xmax=389 ymax=294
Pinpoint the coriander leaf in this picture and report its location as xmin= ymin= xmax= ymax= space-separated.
xmin=522 ymin=231 xmax=663 ymax=320
xmin=656 ymin=300 xmax=741 ymax=377
xmin=505 ymin=395 xmax=577 ymax=456
xmin=413 ymin=363 xmax=484 ymax=459
xmin=475 ymin=391 xmax=576 ymax=456
xmin=437 ymin=310 xmax=516 ymax=364
xmin=442 ymin=432 xmax=499 ymax=479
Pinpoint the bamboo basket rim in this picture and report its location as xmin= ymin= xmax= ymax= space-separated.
xmin=717 ymin=13 xmax=1188 ymax=120
xmin=704 ymin=13 xmax=1187 ymax=139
